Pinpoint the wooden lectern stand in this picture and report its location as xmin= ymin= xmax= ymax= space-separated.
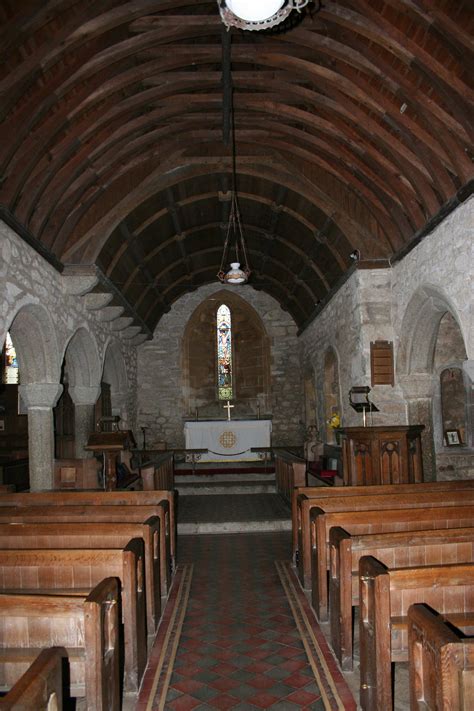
xmin=84 ymin=430 xmax=136 ymax=490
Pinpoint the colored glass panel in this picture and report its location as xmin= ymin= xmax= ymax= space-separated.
xmin=3 ymin=333 xmax=19 ymax=384
xmin=217 ymin=304 xmax=233 ymax=400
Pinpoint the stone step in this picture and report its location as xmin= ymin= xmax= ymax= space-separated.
xmin=178 ymin=519 xmax=291 ymax=535
xmin=176 ymin=482 xmax=276 ymax=495
xmin=175 ymin=472 xmax=275 ymax=484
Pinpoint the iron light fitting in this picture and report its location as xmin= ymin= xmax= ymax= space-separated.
xmin=218 ymin=0 xmax=312 ymax=31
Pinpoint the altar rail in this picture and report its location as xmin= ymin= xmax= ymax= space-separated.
xmin=274 ymin=450 xmax=307 ymax=505
xmin=133 ymin=450 xmax=174 ymax=491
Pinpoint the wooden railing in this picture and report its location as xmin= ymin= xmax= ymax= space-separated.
xmin=134 ymin=450 xmax=174 ymax=491
xmin=274 ymin=449 xmax=307 ymax=505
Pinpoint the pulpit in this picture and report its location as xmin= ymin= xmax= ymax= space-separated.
xmin=339 ymin=425 xmax=424 ymax=486
xmin=84 ymin=430 xmax=137 ymax=490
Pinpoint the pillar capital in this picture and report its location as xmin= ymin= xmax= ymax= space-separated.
xmin=68 ymin=384 xmax=101 ymax=407
xmin=18 ymin=382 xmax=63 ymax=409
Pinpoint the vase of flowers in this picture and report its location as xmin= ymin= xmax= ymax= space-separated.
xmin=327 ymin=412 xmax=341 ymax=444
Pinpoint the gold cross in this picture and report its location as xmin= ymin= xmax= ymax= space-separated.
xmin=223 ymin=400 xmax=234 ymax=421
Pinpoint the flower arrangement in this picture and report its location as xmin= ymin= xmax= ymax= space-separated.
xmin=327 ymin=412 xmax=341 ymax=429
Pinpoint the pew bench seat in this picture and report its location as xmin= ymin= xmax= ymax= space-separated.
xmin=0 ymin=541 xmax=147 ymax=693
xmin=0 ymin=579 xmax=120 ymax=710
xmin=408 ymin=603 xmax=474 ymax=710
xmin=359 ymin=558 xmax=474 ymax=711
xmin=329 ymin=525 xmax=474 ymax=670
xmin=0 ymin=647 xmax=63 ymax=710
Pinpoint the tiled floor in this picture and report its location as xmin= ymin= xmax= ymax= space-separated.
xmin=137 ymin=532 xmax=355 ymax=710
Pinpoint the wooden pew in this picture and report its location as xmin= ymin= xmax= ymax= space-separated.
xmin=292 ymin=480 xmax=474 ymax=570
xmin=359 ymin=558 xmax=474 ymax=711
xmin=0 ymin=647 xmax=63 ymax=710
xmin=0 ymin=485 xmax=15 ymax=494
xmin=408 ymin=603 xmax=474 ymax=710
xmin=311 ymin=505 xmax=474 ymax=621
xmin=53 ymin=457 xmax=101 ymax=489
xmin=0 ymin=541 xmax=147 ymax=693
xmin=0 ymin=490 xmax=176 ymax=573
xmin=298 ymin=487 xmax=474 ymax=588
xmin=0 ymin=517 xmax=162 ymax=638
xmin=0 ymin=497 xmax=173 ymax=595
xmin=329 ymin=526 xmax=474 ymax=670
xmin=0 ymin=578 xmax=120 ymax=710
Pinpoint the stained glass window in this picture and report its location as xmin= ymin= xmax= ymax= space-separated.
xmin=217 ymin=304 xmax=233 ymax=400
xmin=3 ymin=333 xmax=19 ymax=384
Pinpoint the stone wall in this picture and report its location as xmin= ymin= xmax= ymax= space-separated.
xmin=298 ymin=197 xmax=473 ymax=480
xmin=136 ymin=283 xmax=303 ymax=448
xmin=0 ymin=220 xmax=138 ymax=435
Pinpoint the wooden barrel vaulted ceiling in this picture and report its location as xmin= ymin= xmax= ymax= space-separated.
xmin=1 ymin=1 xmax=473 ymax=336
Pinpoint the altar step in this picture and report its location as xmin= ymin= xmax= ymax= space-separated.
xmin=175 ymin=471 xmax=276 ymax=495
xmin=177 ymin=491 xmax=291 ymax=534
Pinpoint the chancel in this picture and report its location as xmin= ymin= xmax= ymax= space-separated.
xmin=0 ymin=3 xmax=473 ymax=710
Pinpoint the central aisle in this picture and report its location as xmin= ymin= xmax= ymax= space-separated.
xmin=137 ymin=532 xmax=355 ymax=710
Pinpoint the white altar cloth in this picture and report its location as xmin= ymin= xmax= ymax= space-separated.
xmin=184 ymin=420 xmax=272 ymax=462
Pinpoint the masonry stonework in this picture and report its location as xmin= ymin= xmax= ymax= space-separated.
xmin=136 ymin=283 xmax=303 ymax=449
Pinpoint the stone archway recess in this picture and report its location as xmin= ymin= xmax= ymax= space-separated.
xmin=62 ymin=326 xmax=102 ymax=457
xmin=182 ymin=290 xmax=271 ymax=419
xmin=397 ymin=284 xmax=470 ymax=480
xmin=9 ymin=303 xmax=62 ymax=490
xmin=102 ymin=341 xmax=129 ymax=428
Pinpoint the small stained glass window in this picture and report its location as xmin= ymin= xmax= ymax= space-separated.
xmin=217 ymin=304 xmax=233 ymax=400
xmin=3 ymin=333 xmax=19 ymax=384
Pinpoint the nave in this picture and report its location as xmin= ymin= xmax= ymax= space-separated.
xmin=136 ymin=477 xmax=356 ymax=711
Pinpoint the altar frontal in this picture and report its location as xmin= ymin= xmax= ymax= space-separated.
xmin=184 ymin=419 xmax=272 ymax=462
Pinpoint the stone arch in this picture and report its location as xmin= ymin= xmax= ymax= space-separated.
xmin=397 ymin=284 xmax=471 ymax=479
xmin=63 ymin=326 xmax=101 ymax=391
xmin=8 ymin=303 xmax=60 ymax=385
xmin=102 ymin=340 xmax=129 ymax=426
xmin=323 ymin=346 xmax=342 ymax=444
xmin=182 ymin=290 xmax=271 ymax=418
xmin=397 ymin=284 xmax=466 ymax=378
xmin=56 ymin=327 xmax=102 ymax=458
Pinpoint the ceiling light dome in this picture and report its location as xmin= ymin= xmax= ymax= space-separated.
xmin=218 ymin=0 xmax=312 ymax=31
xmin=226 ymin=0 xmax=285 ymax=23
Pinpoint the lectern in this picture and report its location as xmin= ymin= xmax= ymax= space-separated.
xmin=339 ymin=425 xmax=424 ymax=486
xmin=84 ymin=430 xmax=136 ymax=490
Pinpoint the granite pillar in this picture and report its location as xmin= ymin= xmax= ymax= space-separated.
xmin=19 ymin=383 xmax=63 ymax=491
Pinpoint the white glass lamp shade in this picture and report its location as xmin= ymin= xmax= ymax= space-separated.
xmin=224 ymin=262 xmax=248 ymax=284
xmin=226 ymin=0 xmax=285 ymax=23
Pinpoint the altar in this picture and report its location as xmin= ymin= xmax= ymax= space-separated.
xmin=184 ymin=420 xmax=272 ymax=462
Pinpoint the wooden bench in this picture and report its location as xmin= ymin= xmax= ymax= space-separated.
xmin=329 ymin=525 xmax=474 ymax=670
xmin=0 ymin=647 xmax=63 ymax=710
xmin=408 ymin=603 xmax=474 ymax=710
xmin=0 ymin=541 xmax=147 ymax=693
xmin=298 ymin=487 xmax=474 ymax=588
xmin=0 ymin=490 xmax=177 ymax=573
xmin=311 ymin=504 xmax=474 ymax=621
xmin=292 ymin=480 xmax=474 ymax=572
xmin=359 ymin=558 xmax=474 ymax=711
xmin=0 ymin=578 xmax=120 ymax=710
xmin=53 ymin=458 xmax=101 ymax=489
xmin=0 ymin=498 xmax=173 ymax=595
xmin=0 ymin=517 xmax=162 ymax=639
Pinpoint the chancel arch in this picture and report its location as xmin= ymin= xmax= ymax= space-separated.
xmin=182 ymin=290 xmax=271 ymax=420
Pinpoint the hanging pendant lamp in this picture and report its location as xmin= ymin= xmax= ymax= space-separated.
xmin=218 ymin=0 xmax=312 ymax=31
